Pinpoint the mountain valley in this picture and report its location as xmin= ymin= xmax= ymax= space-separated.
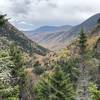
xmin=24 ymin=13 xmax=100 ymax=50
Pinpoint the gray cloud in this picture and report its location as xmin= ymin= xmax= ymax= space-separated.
xmin=0 ymin=0 xmax=100 ymax=30
xmin=10 ymin=0 xmax=31 ymax=15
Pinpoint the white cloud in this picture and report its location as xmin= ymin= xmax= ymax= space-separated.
xmin=12 ymin=21 xmax=34 ymax=31
xmin=0 ymin=0 xmax=100 ymax=30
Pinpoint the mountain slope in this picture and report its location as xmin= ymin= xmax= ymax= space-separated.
xmin=0 ymin=21 xmax=49 ymax=56
xmin=24 ymin=25 xmax=72 ymax=42
xmin=61 ymin=13 xmax=100 ymax=42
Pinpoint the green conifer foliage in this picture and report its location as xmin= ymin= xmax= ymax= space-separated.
xmin=79 ymin=29 xmax=87 ymax=55
xmin=0 ymin=14 xmax=7 ymax=27
xmin=0 ymin=50 xmax=19 ymax=100
xmin=34 ymin=67 xmax=75 ymax=100
xmin=89 ymin=82 xmax=100 ymax=100
xmin=9 ymin=43 xmax=25 ymax=100
xmin=33 ymin=61 xmax=45 ymax=75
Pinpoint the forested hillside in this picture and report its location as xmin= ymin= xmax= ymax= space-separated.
xmin=0 ymin=15 xmax=100 ymax=100
xmin=0 ymin=15 xmax=49 ymax=56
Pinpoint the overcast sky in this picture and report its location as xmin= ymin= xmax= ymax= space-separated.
xmin=0 ymin=0 xmax=100 ymax=30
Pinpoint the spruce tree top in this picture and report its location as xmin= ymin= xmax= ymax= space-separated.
xmin=97 ymin=18 xmax=100 ymax=24
xmin=79 ymin=29 xmax=87 ymax=55
xmin=0 ymin=14 xmax=7 ymax=27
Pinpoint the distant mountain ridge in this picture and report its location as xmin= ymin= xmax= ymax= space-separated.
xmin=24 ymin=25 xmax=72 ymax=41
xmin=24 ymin=13 xmax=100 ymax=50
xmin=25 ymin=25 xmax=72 ymax=34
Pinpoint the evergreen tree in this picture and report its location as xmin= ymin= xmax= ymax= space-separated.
xmin=79 ymin=29 xmax=87 ymax=55
xmin=0 ymin=50 xmax=19 ymax=100
xmin=34 ymin=67 xmax=75 ymax=100
xmin=0 ymin=14 xmax=7 ymax=27
xmin=59 ymin=58 xmax=79 ymax=83
xmin=9 ymin=43 xmax=25 ymax=100
xmin=33 ymin=61 xmax=45 ymax=75
xmin=76 ymin=29 xmax=91 ymax=100
xmin=89 ymin=82 xmax=100 ymax=100
xmin=97 ymin=18 xmax=100 ymax=24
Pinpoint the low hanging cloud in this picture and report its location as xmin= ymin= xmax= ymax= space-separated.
xmin=0 ymin=0 xmax=100 ymax=30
